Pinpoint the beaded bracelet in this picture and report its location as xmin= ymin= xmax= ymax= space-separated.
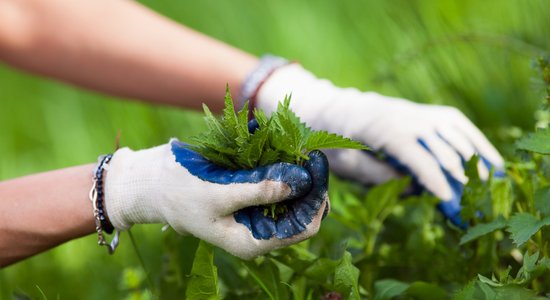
xmin=239 ymin=55 xmax=290 ymax=118
xmin=89 ymin=154 xmax=120 ymax=254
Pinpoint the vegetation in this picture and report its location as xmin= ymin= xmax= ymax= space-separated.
xmin=1 ymin=1 xmax=550 ymax=299
xmin=186 ymin=88 xmax=365 ymax=170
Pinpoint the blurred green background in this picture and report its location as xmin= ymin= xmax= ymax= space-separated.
xmin=1 ymin=0 xmax=548 ymax=299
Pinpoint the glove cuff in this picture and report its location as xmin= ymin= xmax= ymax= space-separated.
xmin=103 ymin=145 xmax=170 ymax=230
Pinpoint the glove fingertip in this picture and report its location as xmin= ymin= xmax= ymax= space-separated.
xmin=247 ymin=119 xmax=260 ymax=134
xmin=437 ymin=200 xmax=468 ymax=229
xmin=266 ymin=162 xmax=312 ymax=199
xmin=304 ymin=150 xmax=329 ymax=189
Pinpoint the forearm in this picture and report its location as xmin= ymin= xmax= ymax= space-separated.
xmin=0 ymin=0 xmax=258 ymax=112
xmin=0 ymin=164 xmax=96 ymax=267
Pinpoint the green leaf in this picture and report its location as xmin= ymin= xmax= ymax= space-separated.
xmin=522 ymin=251 xmax=540 ymax=275
xmin=259 ymin=148 xmax=280 ymax=166
xmin=304 ymin=258 xmax=339 ymax=283
xmin=405 ymin=282 xmax=447 ymax=300
xmin=492 ymin=285 xmax=537 ymax=300
xmin=506 ymin=213 xmax=550 ymax=246
xmin=202 ymin=104 xmax=233 ymax=146
xmin=459 ymin=216 xmax=507 ymax=245
xmin=477 ymin=274 xmax=503 ymax=287
xmin=491 ymin=178 xmax=513 ymax=218
xmin=535 ymin=186 xmax=550 ymax=216
xmin=271 ymin=100 xmax=306 ymax=158
xmin=243 ymin=258 xmax=289 ymax=300
xmin=305 ymin=130 xmax=367 ymax=152
xmin=516 ymin=127 xmax=550 ymax=154
xmin=364 ymin=177 xmax=411 ymax=223
xmin=221 ymin=85 xmax=240 ymax=141
xmin=373 ymin=279 xmax=409 ymax=300
xmin=185 ymin=241 xmax=219 ymax=300
xmin=270 ymin=246 xmax=317 ymax=273
xmin=333 ymin=252 xmax=361 ymax=300
xmin=186 ymin=88 xmax=375 ymax=172
xmin=235 ymin=101 xmax=251 ymax=147
xmin=236 ymin=126 xmax=269 ymax=168
xmin=477 ymin=281 xmax=497 ymax=299
xmin=452 ymin=280 xmax=477 ymax=300
xmin=461 ymin=155 xmax=489 ymax=221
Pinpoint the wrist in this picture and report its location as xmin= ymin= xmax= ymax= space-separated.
xmin=239 ymin=55 xmax=291 ymax=115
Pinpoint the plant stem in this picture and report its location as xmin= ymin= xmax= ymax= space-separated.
xmin=128 ymin=229 xmax=157 ymax=299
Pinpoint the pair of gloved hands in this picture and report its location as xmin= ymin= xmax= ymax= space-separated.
xmin=103 ymin=60 xmax=503 ymax=259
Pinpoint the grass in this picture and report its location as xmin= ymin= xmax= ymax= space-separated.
xmin=1 ymin=0 xmax=549 ymax=298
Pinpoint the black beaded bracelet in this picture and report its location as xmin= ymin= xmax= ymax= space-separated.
xmin=90 ymin=154 xmax=119 ymax=254
xmin=94 ymin=154 xmax=114 ymax=234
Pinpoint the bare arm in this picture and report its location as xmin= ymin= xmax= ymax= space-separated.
xmin=0 ymin=0 xmax=260 ymax=266
xmin=0 ymin=0 xmax=259 ymax=111
xmin=0 ymin=164 xmax=96 ymax=267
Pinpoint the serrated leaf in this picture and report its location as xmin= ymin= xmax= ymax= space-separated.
xmin=235 ymin=101 xmax=250 ymax=147
xmin=333 ymin=252 xmax=360 ymax=300
xmin=452 ymin=280 xmax=477 ymax=300
xmin=305 ymin=131 xmax=367 ymax=152
xmin=522 ymin=251 xmax=539 ymax=274
xmin=202 ymin=104 xmax=233 ymax=145
xmin=222 ymin=86 xmax=239 ymax=140
xmin=254 ymin=108 xmax=269 ymax=127
xmin=506 ymin=213 xmax=550 ymax=246
xmin=259 ymin=148 xmax=280 ymax=166
xmin=187 ymin=88 xmax=372 ymax=170
xmin=516 ymin=127 xmax=550 ymax=154
xmin=271 ymin=101 xmax=305 ymax=157
xmin=535 ymin=186 xmax=550 ymax=216
xmin=185 ymin=241 xmax=219 ymax=300
xmin=187 ymin=145 xmax=239 ymax=170
xmin=188 ymin=137 xmax=237 ymax=155
xmin=460 ymin=216 xmax=507 ymax=245
xmin=236 ymin=127 xmax=269 ymax=168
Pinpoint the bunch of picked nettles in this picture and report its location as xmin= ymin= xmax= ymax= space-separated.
xmin=186 ymin=87 xmax=367 ymax=219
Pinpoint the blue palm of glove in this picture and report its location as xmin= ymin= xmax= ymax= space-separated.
xmin=170 ymin=140 xmax=329 ymax=240
xmin=370 ymin=138 xmax=504 ymax=229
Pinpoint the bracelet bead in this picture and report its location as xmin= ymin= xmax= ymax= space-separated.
xmin=89 ymin=154 xmax=119 ymax=254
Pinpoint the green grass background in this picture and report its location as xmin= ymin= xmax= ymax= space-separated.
xmin=1 ymin=0 xmax=549 ymax=299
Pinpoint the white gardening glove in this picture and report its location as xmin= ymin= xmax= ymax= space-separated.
xmin=254 ymin=63 xmax=504 ymax=227
xmin=104 ymin=139 xmax=330 ymax=259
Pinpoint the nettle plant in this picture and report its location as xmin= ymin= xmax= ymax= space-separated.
xmin=185 ymin=87 xmax=366 ymax=219
xmin=123 ymin=58 xmax=550 ymax=300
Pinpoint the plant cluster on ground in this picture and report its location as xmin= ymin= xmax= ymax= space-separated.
xmin=2 ymin=1 xmax=550 ymax=299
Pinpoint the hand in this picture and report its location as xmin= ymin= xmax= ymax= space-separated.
xmin=255 ymin=64 xmax=504 ymax=226
xmin=104 ymin=139 xmax=329 ymax=259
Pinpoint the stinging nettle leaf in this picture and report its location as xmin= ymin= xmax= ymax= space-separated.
xmin=185 ymin=241 xmax=220 ymax=300
xmin=516 ymin=127 xmax=550 ymax=154
xmin=305 ymin=131 xmax=367 ymax=152
xmin=506 ymin=213 xmax=550 ymax=246
xmin=459 ymin=216 xmax=507 ymax=245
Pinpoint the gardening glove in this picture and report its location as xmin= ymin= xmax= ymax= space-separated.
xmin=103 ymin=139 xmax=330 ymax=259
xmin=253 ymin=62 xmax=504 ymax=227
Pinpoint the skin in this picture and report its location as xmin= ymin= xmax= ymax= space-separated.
xmin=0 ymin=165 xmax=96 ymax=267
xmin=0 ymin=0 xmax=259 ymax=267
